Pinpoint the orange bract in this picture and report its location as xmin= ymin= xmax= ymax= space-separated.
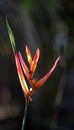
xmin=34 ymin=56 xmax=60 ymax=88
xmin=25 ymin=45 xmax=40 ymax=77
xmin=26 ymin=45 xmax=32 ymax=67
xmin=31 ymin=49 xmax=40 ymax=76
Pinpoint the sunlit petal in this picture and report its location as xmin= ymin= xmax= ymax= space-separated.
xmin=35 ymin=56 xmax=61 ymax=88
xmin=26 ymin=45 xmax=32 ymax=67
xmin=31 ymin=49 xmax=40 ymax=76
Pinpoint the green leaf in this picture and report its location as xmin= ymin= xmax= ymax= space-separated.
xmin=6 ymin=18 xmax=16 ymax=52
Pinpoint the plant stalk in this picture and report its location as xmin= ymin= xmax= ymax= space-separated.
xmin=21 ymin=99 xmax=28 ymax=130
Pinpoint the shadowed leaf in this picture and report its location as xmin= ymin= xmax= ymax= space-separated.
xmin=6 ymin=18 xmax=16 ymax=52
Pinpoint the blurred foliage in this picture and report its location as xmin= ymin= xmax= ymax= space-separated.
xmin=0 ymin=41 xmax=11 ymax=57
xmin=21 ymin=0 xmax=35 ymax=12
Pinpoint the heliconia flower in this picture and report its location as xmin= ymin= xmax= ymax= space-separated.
xmin=19 ymin=45 xmax=61 ymax=97
xmin=6 ymin=19 xmax=61 ymax=102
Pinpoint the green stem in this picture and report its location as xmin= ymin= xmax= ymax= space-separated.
xmin=21 ymin=99 xmax=28 ymax=130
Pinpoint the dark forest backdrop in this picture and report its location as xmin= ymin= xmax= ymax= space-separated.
xmin=0 ymin=0 xmax=74 ymax=130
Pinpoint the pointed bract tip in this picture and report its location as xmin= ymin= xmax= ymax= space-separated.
xmin=26 ymin=45 xmax=30 ymax=54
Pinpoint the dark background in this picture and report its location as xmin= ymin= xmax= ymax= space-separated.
xmin=0 ymin=0 xmax=74 ymax=130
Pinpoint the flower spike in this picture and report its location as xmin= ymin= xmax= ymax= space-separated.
xmin=7 ymin=18 xmax=61 ymax=102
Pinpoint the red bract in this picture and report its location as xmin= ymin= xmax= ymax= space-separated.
xmin=14 ymin=52 xmax=32 ymax=102
xmin=14 ymin=45 xmax=60 ymax=102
